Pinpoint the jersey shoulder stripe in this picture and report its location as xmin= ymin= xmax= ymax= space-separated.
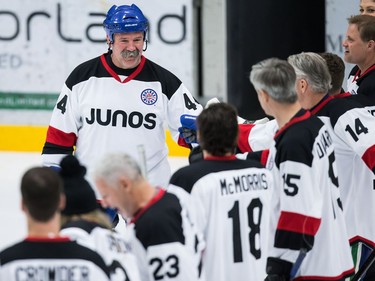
xmin=0 ymin=240 xmax=108 ymax=273
xmin=169 ymin=159 xmax=264 ymax=193
xmin=65 ymin=54 xmax=183 ymax=100
xmin=315 ymin=97 xmax=363 ymax=128
xmin=274 ymin=116 xmax=323 ymax=167
xmin=140 ymin=58 xmax=182 ymax=99
xmin=66 ymin=55 xmax=107 ymax=90
xmin=134 ymin=192 xmax=185 ymax=248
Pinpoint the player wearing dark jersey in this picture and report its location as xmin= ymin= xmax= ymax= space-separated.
xmin=41 ymin=4 xmax=202 ymax=198
xmin=0 ymin=166 xmax=110 ymax=280
xmin=59 ymin=155 xmax=142 ymax=281
xmin=93 ymin=153 xmax=204 ymax=281
xmin=249 ymin=58 xmax=354 ymax=280
xmin=343 ymin=14 xmax=375 ymax=115
xmin=288 ymin=52 xmax=375 ymax=280
xmin=169 ymin=103 xmax=274 ymax=281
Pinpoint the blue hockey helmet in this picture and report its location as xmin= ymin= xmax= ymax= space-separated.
xmin=103 ymin=4 xmax=148 ymax=43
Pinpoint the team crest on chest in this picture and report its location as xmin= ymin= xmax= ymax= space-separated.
xmin=141 ymin=89 xmax=158 ymax=105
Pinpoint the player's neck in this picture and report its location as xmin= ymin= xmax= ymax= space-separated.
xmin=274 ymin=102 xmax=302 ymax=129
xmin=27 ymin=215 xmax=61 ymax=238
xmin=358 ymin=57 xmax=375 ymax=74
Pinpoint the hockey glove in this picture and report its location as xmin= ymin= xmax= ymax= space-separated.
xmin=179 ymin=114 xmax=198 ymax=144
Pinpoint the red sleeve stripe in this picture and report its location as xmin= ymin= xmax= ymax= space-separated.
xmin=260 ymin=149 xmax=269 ymax=166
xmin=238 ymin=124 xmax=255 ymax=152
xmin=362 ymin=144 xmax=375 ymax=173
xmin=177 ymin=136 xmax=190 ymax=148
xmin=46 ymin=126 xmax=77 ymax=147
xmin=277 ymin=211 xmax=321 ymax=236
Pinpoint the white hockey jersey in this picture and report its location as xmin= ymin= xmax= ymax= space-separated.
xmin=60 ymin=220 xmax=141 ymax=281
xmin=310 ymin=95 xmax=375 ymax=250
xmin=169 ymin=155 xmax=274 ymax=281
xmin=126 ymin=188 xmax=204 ymax=281
xmin=0 ymin=236 xmax=110 ymax=280
xmin=42 ymin=53 xmax=202 ymax=196
xmin=265 ymin=109 xmax=354 ymax=280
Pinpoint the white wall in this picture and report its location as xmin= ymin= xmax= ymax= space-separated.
xmin=326 ymin=0 xmax=359 ymax=90
xmin=0 ymin=0 xmax=195 ymax=124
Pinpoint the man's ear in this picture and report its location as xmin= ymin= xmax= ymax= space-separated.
xmin=59 ymin=194 xmax=66 ymax=211
xmin=259 ymin=89 xmax=270 ymax=102
xmin=21 ymin=199 xmax=26 ymax=213
xmin=368 ymin=40 xmax=375 ymax=50
xmin=119 ymin=176 xmax=131 ymax=192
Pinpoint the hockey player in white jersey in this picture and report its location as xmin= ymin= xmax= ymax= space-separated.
xmin=41 ymin=4 xmax=203 ymax=198
xmin=0 ymin=166 xmax=111 ymax=280
xmin=59 ymin=155 xmax=142 ymax=281
xmin=169 ymin=103 xmax=274 ymax=281
xmin=93 ymin=153 xmax=205 ymax=281
xmin=249 ymin=58 xmax=354 ymax=280
xmin=287 ymin=52 xmax=375 ymax=280
xmin=343 ymin=15 xmax=375 ymax=115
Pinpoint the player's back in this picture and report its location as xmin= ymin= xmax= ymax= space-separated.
xmin=0 ymin=237 xmax=110 ymax=280
xmin=312 ymin=96 xmax=375 ymax=248
xmin=61 ymin=220 xmax=142 ymax=281
xmin=265 ymin=111 xmax=354 ymax=279
xmin=169 ymin=157 xmax=274 ymax=281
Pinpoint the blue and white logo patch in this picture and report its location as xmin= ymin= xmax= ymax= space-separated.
xmin=141 ymin=89 xmax=158 ymax=105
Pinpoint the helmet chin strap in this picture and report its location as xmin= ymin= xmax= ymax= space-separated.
xmin=143 ymin=40 xmax=148 ymax=52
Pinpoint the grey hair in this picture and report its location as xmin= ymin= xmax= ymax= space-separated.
xmin=287 ymin=52 xmax=332 ymax=94
xmin=249 ymin=58 xmax=298 ymax=104
xmin=93 ymin=153 xmax=143 ymax=187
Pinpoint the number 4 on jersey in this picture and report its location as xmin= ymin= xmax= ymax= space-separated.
xmin=345 ymin=118 xmax=368 ymax=142
xmin=183 ymin=93 xmax=198 ymax=110
xmin=56 ymin=95 xmax=68 ymax=114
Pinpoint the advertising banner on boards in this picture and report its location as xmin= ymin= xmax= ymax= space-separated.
xmin=0 ymin=0 xmax=194 ymax=124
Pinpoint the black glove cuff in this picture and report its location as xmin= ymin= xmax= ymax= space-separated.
xmin=266 ymin=257 xmax=293 ymax=275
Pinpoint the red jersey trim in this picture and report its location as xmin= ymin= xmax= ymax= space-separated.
xmin=204 ymin=155 xmax=237 ymax=161
xmin=277 ymin=211 xmax=321 ymax=236
xmin=25 ymin=236 xmax=71 ymax=242
xmin=350 ymin=235 xmax=375 ymax=248
xmin=260 ymin=149 xmax=270 ymax=166
xmin=46 ymin=126 xmax=77 ymax=147
xmin=130 ymin=188 xmax=166 ymax=224
xmin=177 ymin=136 xmax=191 ymax=148
xmin=362 ymin=144 xmax=375 ymax=171
xmin=352 ymin=64 xmax=375 ymax=83
xmin=238 ymin=123 xmax=256 ymax=152
xmin=274 ymin=110 xmax=311 ymax=139
xmin=293 ymin=267 xmax=355 ymax=281
xmin=100 ymin=54 xmax=146 ymax=83
xmin=334 ymin=92 xmax=352 ymax=99
xmin=310 ymin=96 xmax=334 ymax=115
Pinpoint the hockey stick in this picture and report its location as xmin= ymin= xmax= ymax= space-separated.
xmin=137 ymin=144 xmax=148 ymax=180
xmin=290 ymin=248 xmax=307 ymax=280
xmin=351 ymin=249 xmax=375 ymax=281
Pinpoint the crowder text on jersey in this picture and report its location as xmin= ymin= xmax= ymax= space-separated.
xmin=15 ymin=265 xmax=89 ymax=281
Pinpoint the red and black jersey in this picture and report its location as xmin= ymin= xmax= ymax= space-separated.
xmin=126 ymin=188 xmax=204 ymax=281
xmin=265 ymin=109 xmax=354 ymax=280
xmin=311 ymin=94 xmax=375 ymax=249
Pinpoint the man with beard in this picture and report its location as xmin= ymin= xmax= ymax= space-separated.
xmin=42 ymin=4 xmax=202 ymax=213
